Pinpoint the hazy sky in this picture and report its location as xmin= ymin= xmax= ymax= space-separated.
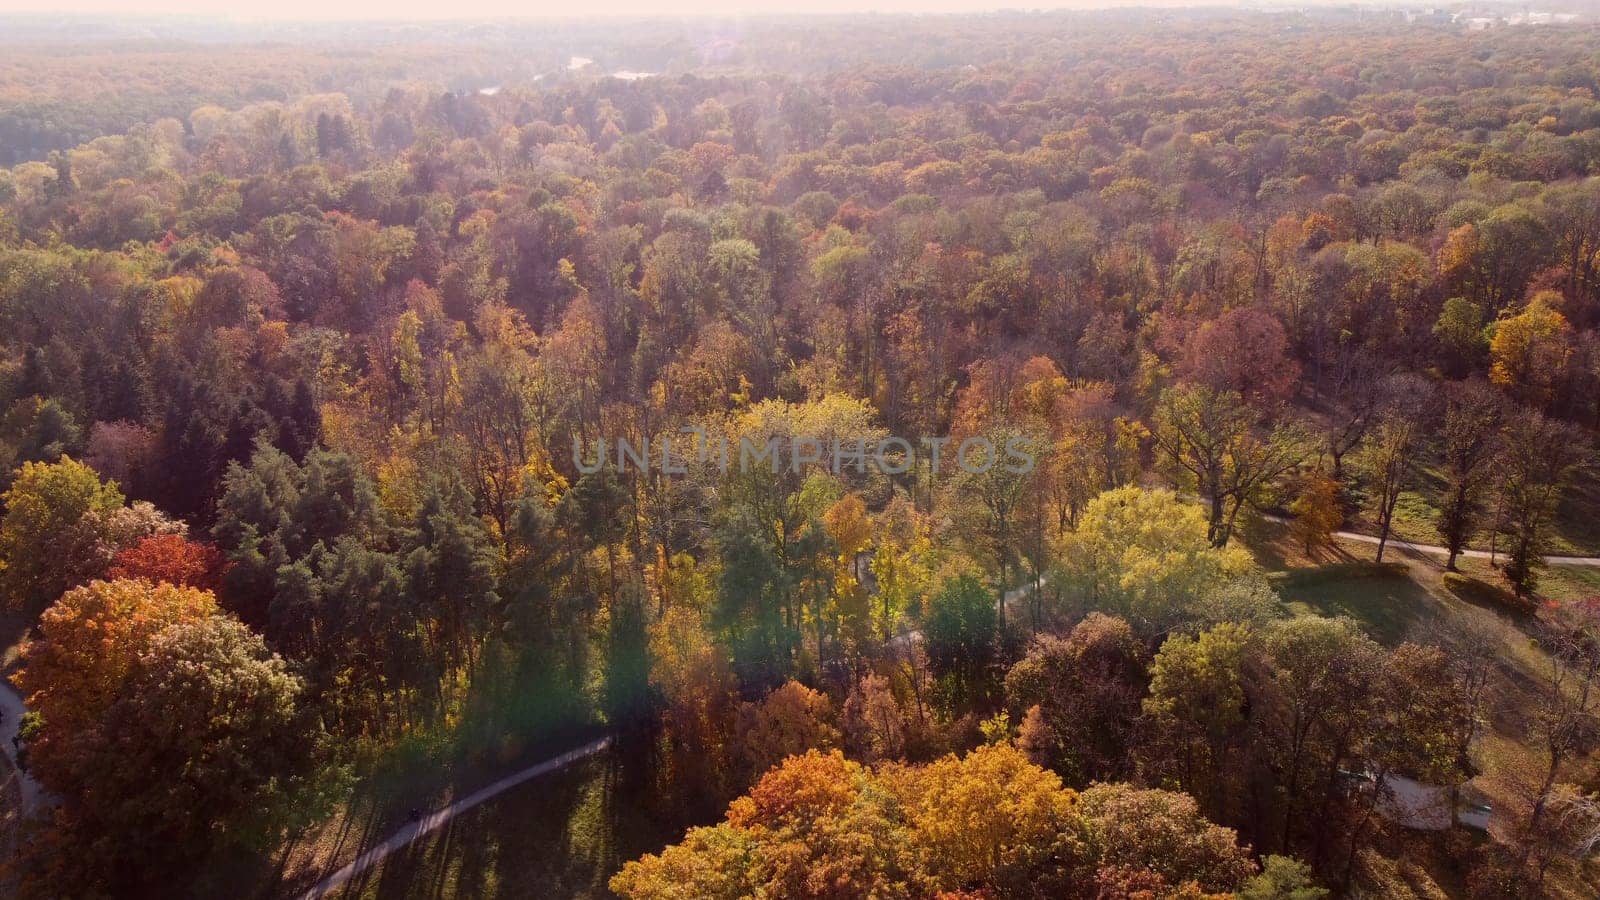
xmin=1 ymin=0 xmax=1162 ymax=19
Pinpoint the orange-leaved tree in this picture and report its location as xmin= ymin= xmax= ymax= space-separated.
xmin=611 ymin=743 xmax=1292 ymax=899
xmin=108 ymin=533 xmax=230 ymax=591
xmin=12 ymin=578 xmax=219 ymax=791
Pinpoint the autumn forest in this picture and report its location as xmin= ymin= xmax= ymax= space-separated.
xmin=3 ymin=7 xmax=1600 ymax=899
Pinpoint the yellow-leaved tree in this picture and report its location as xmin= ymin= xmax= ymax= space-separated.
xmin=12 ymin=578 xmax=219 ymax=791
xmin=610 ymin=743 xmax=1296 ymax=899
xmin=1057 ymin=486 xmax=1258 ymax=632
xmin=1488 ymin=291 xmax=1573 ymax=408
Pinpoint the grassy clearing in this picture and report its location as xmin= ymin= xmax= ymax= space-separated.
xmin=1235 ymin=515 xmax=1378 ymax=573
xmin=295 ymin=750 xmax=684 ymax=900
xmin=1243 ymin=516 xmax=1556 ymax=667
xmin=1244 ymin=515 xmax=1600 ymax=897
xmin=1351 ymin=457 xmax=1600 ymax=558
xmin=257 ymin=706 xmax=620 ymax=899
xmin=1279 ymin=566 xmax=1437 ymax=646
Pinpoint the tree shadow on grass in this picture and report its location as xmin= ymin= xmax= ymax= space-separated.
xmin=1552 ymin=464 xmax=1600 ymax=556
xmin=325 ymin=748 xmax=686 ymax=900
xmin=1281 ymin=570 xmax=1437 ymax=647
xmin=1237 ymin=516 xmax=1360 ymax=574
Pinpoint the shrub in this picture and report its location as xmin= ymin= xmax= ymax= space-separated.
xmin=1441 ymin=571 xmax=1537 ymax=616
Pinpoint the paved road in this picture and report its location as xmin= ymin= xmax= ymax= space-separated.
xmin=0 ymin=678 xmax=45 ymax=811
xmin=1257 ymin=514 xmax=1600 ymax=567
xmin=295 ymin=735 xmax=612 ymax=900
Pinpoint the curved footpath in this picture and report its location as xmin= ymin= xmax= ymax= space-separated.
xmin=1257 ymin=514 xmax=1600 ymax=567
xmin=299 ymin=583 xmax=1038 ymax=898
xmin=295 ymin=735 xmax=612 ymax=900
xmin=6 ymin=521 xmax=1594 ymax=897
xmin=0 ymin=679 xmax=44 ymax=811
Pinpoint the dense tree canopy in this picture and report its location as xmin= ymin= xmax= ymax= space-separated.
xmin=609 ymin=745 xmax=1307 ymax=899
xmin=3 ymin=8 xmax=1600 ymax=896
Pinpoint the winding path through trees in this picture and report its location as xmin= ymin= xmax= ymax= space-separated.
xmin=6 ymin=520 xmax=1593 ymax=896
xmin=1256 ymin=514 xmax=1600 ymax=567
xmin=0 ymin=679 xmax=44 ymax=811
xmin=295 ymin=735 xmax=612 ymax=900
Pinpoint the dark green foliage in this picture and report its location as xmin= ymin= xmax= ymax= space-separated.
xmin=713 ymin=510 xmax=798 ymax=691
xmin=924 ymin=573 xmax=998 ymax=712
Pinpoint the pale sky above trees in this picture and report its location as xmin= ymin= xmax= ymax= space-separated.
xmin=0 ymin=0 xmax=1300 ymax=19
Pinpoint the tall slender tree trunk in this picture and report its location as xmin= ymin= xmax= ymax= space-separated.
xmin=1520 ymin=748 xmax=1564 ymax=870
xmin=996 ymin=559 xmax=1007 ymax=633
xmin=1209 ymin=490 xmax=1227 ymax=547
xmin=1444 ymin=479 xmax=1470 ymax=571
xmin=1376 ymin=496 xmax=1396 ymax=562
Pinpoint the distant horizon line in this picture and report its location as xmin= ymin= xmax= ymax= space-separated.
xmin=0 ymin=1 xmax=1548 ymax=26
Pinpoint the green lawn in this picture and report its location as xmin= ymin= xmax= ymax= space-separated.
xmin=1354 ymin=458 xmax=1600 ymax=559
xmin=1277 ymin=565 xmax=1439 ymax=646
xmin=1247 ymin=520 xmax=1599 ymax=894
xmin=1510 ymin=562 xmax=1600 ymax=604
